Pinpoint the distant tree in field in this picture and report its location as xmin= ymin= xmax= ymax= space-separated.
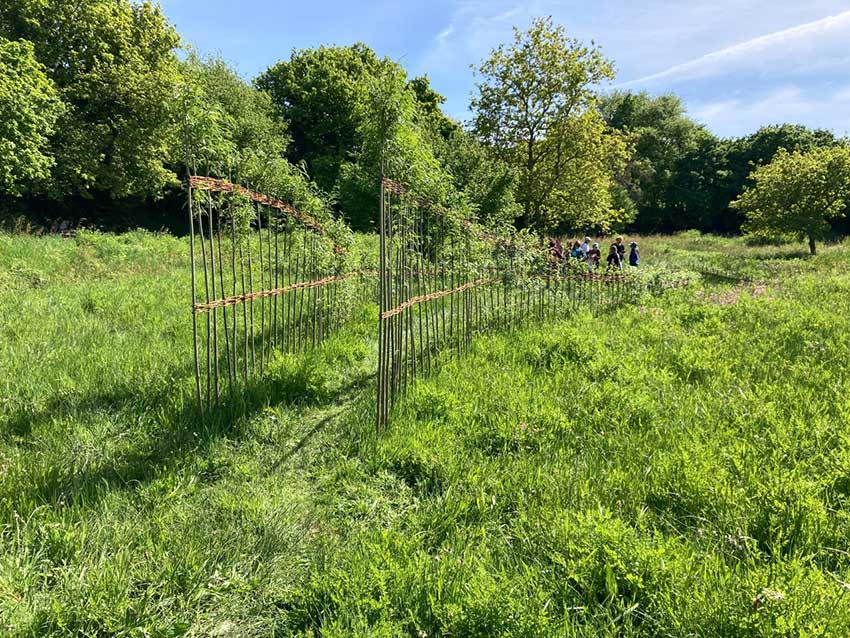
xmin=599 ymin=91 xmax=714 ymax=231
xmin=0 ymin=0 xmax=181 ymax=198
xmin=718 ymin=124 xmax=840 ymax=231
xmin=733 ymin=146 xmax=850 ymax=255
xmin=0 ymin=38 xmax=63 ymax=196
xmin=471 ymin=17 xmax=627 ymax=232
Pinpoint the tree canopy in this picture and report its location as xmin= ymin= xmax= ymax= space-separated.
xmin=0 ymin=6 xmax=847 ymax=242
xmin=1 ymin=0 xmax=181 ymax=199
xmin=599 ymin=91 xmax=711 ymax=231
xmin=256 ymin=44 xmax=380 ymax=195
xmin=733 ymin=146 xmax=850 ymax=254
xmin=0 ymin=38 xmax=63 ymax=196
xmin=471 ymin=17 xmax=626 ymax=233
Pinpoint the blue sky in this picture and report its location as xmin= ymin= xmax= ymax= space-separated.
xmin=158 ymin=0 xmax=850 ymax=138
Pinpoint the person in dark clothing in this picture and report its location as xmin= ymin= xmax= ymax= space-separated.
xmin=629 ymin=241 xmax=639 ymax=267
xmin=548 ymin=237 xmax=564 ymax=260
xmin=587 ymin=242 xmax=601 ymax=270
xmin=615 ymin=235 xmax=626 ymax=265
xmin=606 ymin=244 xmax=621 ymax=270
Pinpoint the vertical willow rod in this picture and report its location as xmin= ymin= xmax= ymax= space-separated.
xmin=257 ymin=204 xmax=265 ymax=376
xmin=229 ymin=190 xmax=238 ymax=389
xmin=197 ymin=191 xmax=212 ymax=407
xmin=216 ymin=200 xmax=234 ymax=399
xmin=208 ymin=194 xmax=221 ymax=404
xmin=188 ymin=177 xmax=203 ymax=414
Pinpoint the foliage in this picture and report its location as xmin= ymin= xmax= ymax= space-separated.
xmin=599 ymin=91 xmax=714 ymax=231
xmin=471 ymin=17 xmax=626 ymax=232
xmin=178 ymin=52 xmax=288 ymax=168
xmin=408 ymin=74 xmax=460 ymax=142
xmin=406 ymin=75 xmax=520 ymax=227
xmin=434 ymin=128 xmax=521 ymax=227
xmin=717 ymin=125 xmax=841 ymax=231
xmin=733 ymin=146 xmax=850 ymax=254
xmin=0 ymin=0 xmax=182 ymax=199
xmin=337 ymin=57 xmax=457 ymax=230
xmin=256 ymin=44 xmax=381 ymax=194
xmin=0 ymin=38 xmax=63 ymax=196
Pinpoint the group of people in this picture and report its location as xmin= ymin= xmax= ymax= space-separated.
xmin=549 ymin=235 xmax=639 ymax=271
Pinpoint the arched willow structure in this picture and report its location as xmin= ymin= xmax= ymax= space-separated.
xmin=376 ymin=176 xmax=640 ymax=430
xmin=186 ymin=168 xmax=641 ymax=424
xmin=187 ymin=171 xmax=368 ymax=414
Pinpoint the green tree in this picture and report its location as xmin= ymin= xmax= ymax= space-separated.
xmin=0 ymin=38 xmax=63 ymax=196
xmin=0 ymin=0 xmax=181 ymax=198
xmin=408 ymin=75 xmax=460 ymax=142
xmin=336 ymin=58 xmax=451 ymax=229
xmin=256 ymin=44 xmax=381 ymax=194
xmin=663 ymin=134 xmax=731 ymax=231
xmin=599 ymin=91 xmax=712 ymax=231
xmin=471 ymin=16 xmax=625 ymax=232
xmin=732 ymin=146 xmax=850 ymax=255
xmin=435 ymin=128 xmax=520 ymax=226
xmin=176 ymin=53 xmax=287 ymax=173
xmin=718 ymin=124 xmax=839 ymax=231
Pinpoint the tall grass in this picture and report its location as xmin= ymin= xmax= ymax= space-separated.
xmin=1 ymin=230 xmax=849 ymax=636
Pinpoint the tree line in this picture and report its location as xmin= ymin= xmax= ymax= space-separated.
xmin=1 ymin=3 xmax=848 ymax=251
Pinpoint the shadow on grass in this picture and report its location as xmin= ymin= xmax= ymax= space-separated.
xmin=2 ymin=347 xmax=375 ymax=513
xmin=748 ymin=249 xmax=812 ymax=262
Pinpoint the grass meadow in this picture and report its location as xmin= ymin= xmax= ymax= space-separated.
xmin=1 ymin=230 xmax=849 ymax=636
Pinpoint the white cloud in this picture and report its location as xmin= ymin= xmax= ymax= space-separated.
xmin=689 ymin=85 xmax=850 ymax=137
xmin=435 ymin=24 xmax=454 ymax=42
xmin=616 ymin=10 xmax=850 ymax=88
xmin=418 ymin=2 xmax=532 ymax=74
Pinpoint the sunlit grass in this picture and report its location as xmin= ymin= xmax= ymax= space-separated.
xmin=1 ymin=230 xmax=849 ymax=636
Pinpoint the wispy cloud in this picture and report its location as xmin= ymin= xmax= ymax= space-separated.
xmin=616 ymin=10 xmax=850 ymax=88
xmin=690 ymin=84 xmax=850 ymax=137
xmin=435 ymin=23 xmax=454 ymax=42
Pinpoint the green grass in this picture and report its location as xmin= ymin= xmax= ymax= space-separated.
xmin=1 ymin=230 xmax=849 ymax=636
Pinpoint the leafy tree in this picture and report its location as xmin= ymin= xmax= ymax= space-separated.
xmin=471 ymin=17 xmax=625 ymax=232
xmin=0 ymin=38 xmax=63 ymax=196
xmin=256 ymin=44 xmax=381 ymax=194
xmin=732 ymin=146 xmax=850 ymax=254
xmin=663 ymin=134 xmax=732 ymax=231
xmin=336 ymin=58 xmax=452 ymax=230
xmin=176 ymin=53 xmax=287 ymax=173
xmin=435 ymin=128 xmax=520 ymax=226
xmin=408 ymin=75 xmax=460 ymax=142
xmin=599 ymin=91 xmax=712 ymax=231
xmin=0 ymin=0 xmax=182 ymax=198
xmin=717 ymin=124 xmax=839 ymax=231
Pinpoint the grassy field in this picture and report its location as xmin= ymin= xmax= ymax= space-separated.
xmin=1 ymin=230 xmax=849 ymax=637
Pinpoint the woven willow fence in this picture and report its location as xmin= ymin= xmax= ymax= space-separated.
xmin=187 ymin=170 xmax=642 ymax=423
xmin=187 ymin=172 xmax=367 ymax=414
xmin=376 ymin=176 xmax=640 ymax=430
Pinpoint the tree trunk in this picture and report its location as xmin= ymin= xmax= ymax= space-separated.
xmin=808 ymin=235 xmax=816 ymax=255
